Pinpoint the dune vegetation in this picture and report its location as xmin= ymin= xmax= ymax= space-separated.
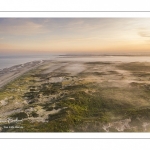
xmin=0 ymin=61 xmax=150 ymax=132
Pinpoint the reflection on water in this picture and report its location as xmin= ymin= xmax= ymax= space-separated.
xmin=0 ymin=55 xmax=57 ymax=69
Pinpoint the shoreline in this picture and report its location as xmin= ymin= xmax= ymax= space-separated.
xmin=0 ymin=60 xmax=45 ymax=89
xmin=1 ymin=55 xmax=150 ymax=89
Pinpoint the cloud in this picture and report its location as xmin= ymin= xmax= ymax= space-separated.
xmin=0 ymin=19 xmax=50 ymax=36
xmin=138 ymin=29 xmax=150 ymax=38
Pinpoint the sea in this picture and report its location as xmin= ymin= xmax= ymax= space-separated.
xmin=1 ymin=54 xmax=150 ymax=70
xmin=0 ymin=54 xmax=57 ymax=70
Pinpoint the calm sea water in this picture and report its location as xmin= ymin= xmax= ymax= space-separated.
xmin=1 ymin=55 xmax=150 ymax=70
xmin=0 ymin=54 xmax=57 ymax=70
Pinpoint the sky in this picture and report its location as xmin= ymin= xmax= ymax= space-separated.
xmin=0 ymin=18 xmax=150 ymax=54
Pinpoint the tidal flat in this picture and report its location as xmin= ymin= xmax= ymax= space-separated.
xmin=0 ymin=60 xmax=150 ymax=132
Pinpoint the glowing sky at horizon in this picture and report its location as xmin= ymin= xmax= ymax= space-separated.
xmin=0 ymin=18 xmax=150 ymax=54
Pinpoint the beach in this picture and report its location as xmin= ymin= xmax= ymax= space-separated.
xmin=0 ymin=60 xmax=44 ymax=89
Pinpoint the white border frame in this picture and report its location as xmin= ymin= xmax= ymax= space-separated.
xmin=1 ymin=12 xmax=150 ymax=18
xmin=0 ymin=133 xmax=150 ymax=139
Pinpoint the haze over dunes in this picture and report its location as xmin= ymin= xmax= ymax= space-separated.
xmin=0 ymin=18 xmax=150 ymax=54
xmin=1 ymin=18 xmax=150 ymax=132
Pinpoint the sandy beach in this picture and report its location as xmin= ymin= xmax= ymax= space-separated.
xmin=0 ymin=60 xmax=44 ymax=89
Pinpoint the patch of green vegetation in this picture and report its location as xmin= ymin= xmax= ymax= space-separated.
xmin=54 ymin=106 xmax=62 ymax=110
xmin=51 ymin=73 xmax=70 ymax=77
xmin=125 ymin=108 xmax=150 ymax=120
xmin=0 ymin=68 xmax=41 ymax=104
xmin=31 ymin=111 xmax=39 ymax=117
xmin=63 ymin=84 xmax=86 ymax=90
xmin=47 ymin=109 xmax=67 ymax=121
xmin=45 ymin=107 xmax=54 ymax=111
xmin=31 ymin=73 xmax=49 ymax=79
xmin=117 ymin=62 xmax=150 ymax=72
xmin=39 ymin=82 xmax=61 ymax=95
xmin=23 ymin=92 xmax=39 ymax=100
xmin=40 ymin=102 xmax=52 ymax=109
xmin=14 ymin=120 xmax=70 ymax=132
xmin=10 ymin=112 xmax=28 ymax=120
xmin=80 ymin=72 xmax=107 ymax=76
xmin=130 ymin=82 xmax=150 ymax=92
xmin=2 ymin=86 xmax=114 ymax=132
